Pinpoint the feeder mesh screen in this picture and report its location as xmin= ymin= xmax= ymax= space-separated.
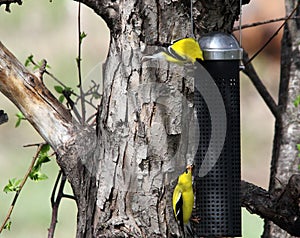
xmin=193 ymin=61 xmax=241 ymax=237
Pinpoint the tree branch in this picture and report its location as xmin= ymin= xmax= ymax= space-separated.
xmin=0 ymin=40 xmax=83 ymax=198
xmin=241 ymin=175 xmax=300 ymax=236
xmin=48 ymin=170 xmax=75 ymax=238
xmin=232 ymin=16 xmax=300 ymax=31
xmin=242 ymin=50 xmax=280 ymax=119
xmin=0 ymin=41 xmax=75 ymax=151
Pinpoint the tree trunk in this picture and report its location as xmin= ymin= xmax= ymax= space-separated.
xmin=85 ymin=0 xmax=240 ymax=237
xmin=263 ymin=0 xmax=300 ymax=237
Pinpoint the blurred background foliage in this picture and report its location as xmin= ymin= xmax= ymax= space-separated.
xmin=0 ymin=0 xmax=284 ymax=237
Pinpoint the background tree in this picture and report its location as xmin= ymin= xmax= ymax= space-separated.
xmin=0 ymin=0 xmax=299 ymax=238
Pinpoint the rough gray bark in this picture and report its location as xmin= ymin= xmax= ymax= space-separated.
xmin=91 ymin=1 xmax=241 ymax=237
xmin=263 ymin=0 xmax=300 ymax=237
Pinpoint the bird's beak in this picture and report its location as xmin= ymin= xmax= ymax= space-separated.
xmin=186 ymin=164 xmax=194 ymax=173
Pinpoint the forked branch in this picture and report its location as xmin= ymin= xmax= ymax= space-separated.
xmin=241 ymin=175 xmax=300 ymax=236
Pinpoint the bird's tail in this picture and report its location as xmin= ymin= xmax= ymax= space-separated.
xmin=184 ymin=222 xmax=195 ymax=238
xmin=141 ymin=52 xmax=165 ymax=63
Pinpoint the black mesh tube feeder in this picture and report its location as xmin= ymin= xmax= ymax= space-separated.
xmin=193 ymin=32 xmax=242 ymax=237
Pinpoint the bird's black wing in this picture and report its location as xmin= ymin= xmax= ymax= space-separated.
xmin=175 ymin=192 xmax=184 ymax=236
xmin=165 ymin=46 xmax=187 ymax=62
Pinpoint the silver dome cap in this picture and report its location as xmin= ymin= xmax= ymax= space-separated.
xmin=199 ymin=32 xmax=243 ymax=60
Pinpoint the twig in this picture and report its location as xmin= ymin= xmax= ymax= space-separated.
xmin=232 ymin=16 xmax=300 ymax=31
xmin=38 ymin=59 xmax=47 ymax=81
xmin=246 ymin=3 xmax=299 ymax=65
xmin=26 ymin=56 xmax=82 ymax=122
xmin=86 ymin=112 xmax=97 ymax=124
xmin=77 ymin=1 xmax=86 ymax=124
xmin=75 ymin=80 xmax=100 ymax=110
xmin=27 ymin=56 xmax=70 ymax=90
xmin=23 ymin=142 xmax=44 ymax=148
xmin=242 ymin=50 xmax=279 ymax=119
xmin=48 ymin=170 xmax=75 ymax=238
xmin=26 ymin=54 xmax=98 ymax=121
xmin=0 ymin=143 xmax=44 ymax=233
xmin=63 ymin=89 xmax=82 ymax=122
xmin=48 ymin=171 xmax=62 ymax=238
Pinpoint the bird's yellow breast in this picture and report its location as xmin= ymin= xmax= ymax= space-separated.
xmin=173 ymin=170 xmax=194 ymax=224
xmin=182 ymin=188 xmax=194 ymax=224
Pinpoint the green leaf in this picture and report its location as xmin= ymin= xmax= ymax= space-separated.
xmin=29 ymin=145 xmax=51 ymax=181
xmin=3 ymin=178 xmax=22 ymax=193
xmin=294 ymin=95 xmax=300 ymax=107
xmin=24 ymin=55 xmax=34 ymax=67
xmin=15 ymin=119 xmax=21 ymax=128
xmin=40 ymin=144 xmax=50 ymax=154
xmin=37 ymin=154 xmax=51 ymax=164
xmin=15 ymin=112 xmax=26 ymax=128
xmin=16 ymin=112 xmax=25 ymax=120
xmin=4 ymin=220 xmax=12 ymax=231
xmin=59 ymin=95 xmax=65 ymax=103
xmin=79 ymin=32 xmax=87 ymax=43
xmin=33 ymin=65 xmax=39 ymax=70
xmin=54 ymin=85 xmax=64 ymax=94
xmin=76 ymin=57 xmax=81 ymax=63
xmin=29 ymin=170 xmax=48 ymax=181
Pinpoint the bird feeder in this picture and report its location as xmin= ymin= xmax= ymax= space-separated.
xmin=193 ymin=32 xmax=242 ymax=237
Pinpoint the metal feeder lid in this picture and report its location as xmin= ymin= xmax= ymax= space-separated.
xmin=199 ymin=32 xmax=243 ymax=60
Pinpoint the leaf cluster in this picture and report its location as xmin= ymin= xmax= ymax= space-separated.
xmin=29 ymin=144 xmax=51 ymax=181
xmin=3 ymin=178 xmax=21 ymax=193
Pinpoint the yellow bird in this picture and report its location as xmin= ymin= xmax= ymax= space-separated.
xmin=143 ymin=38 xmax=203 ymax=64
xmin=172 ymin=164 xmax=195 ymax=237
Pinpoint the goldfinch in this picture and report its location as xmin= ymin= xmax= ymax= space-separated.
xmin=143 ymin=38 xmax=203 ymax=64
xmin=172 ymin=164 xmax=195 ymax=237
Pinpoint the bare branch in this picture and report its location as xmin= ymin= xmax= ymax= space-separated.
xmin=232 ymin=16 xmax=300 ymax=31
xmin=48 ymin=170 xmax=75 ymax=238
xmin=76 ymin=1 xmax=86 ymax=124
xmin=242 ymin=50 xmax=279 ymax=119
xmin=242 ymin=175 xmax=300 ymax=236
